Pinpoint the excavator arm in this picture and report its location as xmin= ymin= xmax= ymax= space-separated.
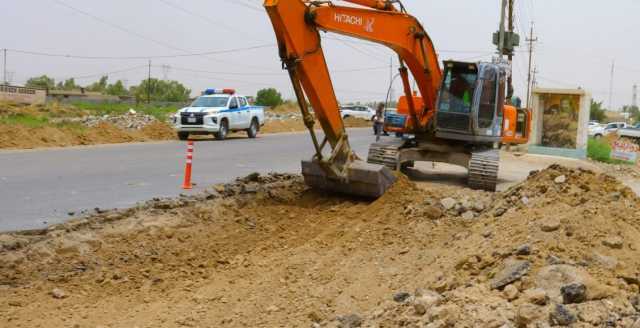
xmin=264 ymin=0 xmax=442 ymax=197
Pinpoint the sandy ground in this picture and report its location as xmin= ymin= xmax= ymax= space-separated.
xmin=0 ymin=104 xmax=371 ymax=149
xmin=261 ymin=117 xmax=371 ymax=134
xmin=2 ymin=161 xmax=640 ymax=327
xmin=0 ymin=122 xmax=176 ymax=149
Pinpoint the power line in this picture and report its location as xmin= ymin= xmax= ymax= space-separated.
xmin=164 ymin=64 xmax=393 ymax=77
xmin=221 ymin=0 xmax=263 ymax=13
xmin=6 ymin=44 xmax=276 ymax=60
xmin=50 ymin=0 xmax=185 ymax=52
xmin=326 ymin=36 xmax=390 ymax=63
xmin=49 ymin=0 xmax=279 ymax=72
xmin=156 ymin=0 xmax=267 ymax=42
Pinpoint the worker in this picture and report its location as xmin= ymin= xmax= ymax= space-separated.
xmin=374 ymin=103 xmax=385 ymax=140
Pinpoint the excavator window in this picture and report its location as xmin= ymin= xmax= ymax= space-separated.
xmin=438 ymin=65 xmax=477 ymax=114
xmin=478 ymin=67 xmax=498 ymax=129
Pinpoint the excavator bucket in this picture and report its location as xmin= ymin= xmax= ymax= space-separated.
xmin=301 ymin=159 xmax=396 ymax=198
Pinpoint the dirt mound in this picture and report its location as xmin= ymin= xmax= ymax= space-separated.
xmin=1 ymin=167 xmax=640 ymax=327
xmin=261 ymin=116 xmax=371 ymax=134
xmin=0 ymin=121 xmax=176 ymax=149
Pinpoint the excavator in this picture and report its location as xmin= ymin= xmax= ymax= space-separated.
xmin=263 ymin=0 xmax=531 ymax=197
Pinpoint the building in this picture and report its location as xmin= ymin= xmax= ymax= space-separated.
xmin=47 ymin=89 xmax=122 ymax=103
xmin=527 ymin=88 xmax=591 ymax=159
xmin=0 ymin=84 xmax=47 ymax=105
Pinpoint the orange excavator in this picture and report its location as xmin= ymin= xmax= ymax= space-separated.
xmin=264 ymin=0 xmax=531 ymax=197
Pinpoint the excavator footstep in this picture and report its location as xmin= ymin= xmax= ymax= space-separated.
xmin=301 ymin=159 xmax=396 ymax=198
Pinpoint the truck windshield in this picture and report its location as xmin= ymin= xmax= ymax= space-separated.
xmin=438 ymin=65 xmax=477 ymax=114
xmin=191 ymin=96 xmax=229 ymax=108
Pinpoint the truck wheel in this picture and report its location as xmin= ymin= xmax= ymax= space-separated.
xmin=177 ymin=132 xmax=189 ymax=141
xmin=594 ymin=134 xmax=603 ymax=139
xmin=215 ymin=120 xmax=228 ymax=140
xmin=247 ymin=118 xmax=259 ymax=139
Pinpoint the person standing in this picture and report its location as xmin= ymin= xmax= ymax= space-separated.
xmin=374 ymin=103 xmax=385 ymax=140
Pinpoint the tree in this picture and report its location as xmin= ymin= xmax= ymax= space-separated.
xmin=623 ymin=105 xmax=640 ymax=122
xmin=590 ymin=100 xmax=606 ymax=122
xmin=132 ymin=78 xmax=191 ymax=102
xmin=87 ymin=76 xmax=109 ymax=92
xmin=56 ymin=78 xmax=78 ymax=91
xmin=105 ymin=80 xmax=128 ymax=96
xmin=25 ymin=75 xmax=55 ymax=90
xmin=255 ymin=88 xmax=284 ymax=107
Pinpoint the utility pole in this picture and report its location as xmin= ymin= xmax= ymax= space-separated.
xmin=633 ymin=84 xmax=638 ymax=108
xmin=389 ymin=56 xmax=395 ymax=104
xmin=497 ymin=0 xmax=507 ymax=58
xmin=161 ymin=64 xmax=171 ymax=80
xmin=147 ymin=59 xmax=151 ymax=104
xmin=608 ymin=60 xmax=615 ymax=111
xmin=525 ymin=22 xmax=538 ymax=109
xmin=2 ymin=49 xmax=7 ymax=86
xmin=507 ymin=0 xmax=514 ymax=100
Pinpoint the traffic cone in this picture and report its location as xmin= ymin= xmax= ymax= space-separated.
xmin=182 ymin=140 xmax=194 ymax=189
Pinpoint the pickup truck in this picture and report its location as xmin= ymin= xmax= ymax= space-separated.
xmin=173 ymin=89 xmax=264 ymax=140
xmin=589 ymin=121 xmax=628 ymax=139
xmin=617 ymin=123 xmax=640 ymax=141
xmin=340 ymin=105 xmax=376 ymax=121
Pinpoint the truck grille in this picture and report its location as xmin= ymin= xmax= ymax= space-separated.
xmin=181 ymin=113 xmax=205 ymax=125
xmin=436 ymin=112 xmax=470 ymax=132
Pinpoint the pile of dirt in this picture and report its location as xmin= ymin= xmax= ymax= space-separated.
xmin=0 ymin=121 xmax=176 ymax=149
xmin=1 ymin=166 xmax=640 ymax=327
xmin=261 ymin=116 xmax=371 ymax=134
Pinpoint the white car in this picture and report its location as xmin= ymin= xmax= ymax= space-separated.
xmin=173 ymin=89 xmax=264 ymax=140
xmin=340 ymin=105 xmax=376 ymax=121
xmin=589 ymin=121 xmax=627 ymax=139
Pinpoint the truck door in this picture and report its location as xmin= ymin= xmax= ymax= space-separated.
xmin=239 ymin=97 xmax=251 ymax=128
xmin=228 ymin=96 xmax=241 ymax=129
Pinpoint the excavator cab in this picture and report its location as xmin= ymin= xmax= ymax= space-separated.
xmin=435 ymin=61 xmax=506 ymax=144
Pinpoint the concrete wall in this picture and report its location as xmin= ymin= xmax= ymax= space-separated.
xmin=0 ymin=85 xmax=46 ymax=105
xmin=528 ymin=88 xmax=591 ymax=159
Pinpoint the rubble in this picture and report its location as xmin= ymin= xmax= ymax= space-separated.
xmin=52 ymin=111 xmax=160 ymax=130
xmin=2 ymin=166 xmax=640 ymax=327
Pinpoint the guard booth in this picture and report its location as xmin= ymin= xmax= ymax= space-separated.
xmin=527 ymin=88 xmax=591 ymax=159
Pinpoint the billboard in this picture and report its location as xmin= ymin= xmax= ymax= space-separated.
xmin=539 ymin=93 xmax=581 ymax=148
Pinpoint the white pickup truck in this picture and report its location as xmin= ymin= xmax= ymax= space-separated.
xmin=618 ymin=124 xmax=640 ymax=141
xmin=173 ymin=89 xmax=264 ymax=140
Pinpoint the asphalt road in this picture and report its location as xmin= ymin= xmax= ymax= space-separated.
xmin=0 ymin=129 xmax=376 ymax=232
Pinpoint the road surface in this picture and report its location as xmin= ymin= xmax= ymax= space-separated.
xmin=0 ymin=129 xmax=377 ymax=232
xmin=1 ymin=128 xmax=618 ymax=232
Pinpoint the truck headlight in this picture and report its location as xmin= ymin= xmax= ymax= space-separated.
xmin=211 ymin=117 xmax=218 ymax=124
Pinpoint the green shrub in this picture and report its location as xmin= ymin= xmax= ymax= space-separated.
xmin=587 ymin=138 xmax=635 ymax=164
xmin=0 ymin=114 xmax=49 ymax=128
xmin=71 ymin=102 xmax=179 ymax=120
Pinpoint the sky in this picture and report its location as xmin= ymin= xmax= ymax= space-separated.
xmin=1 ymin=0 xmax=639 ymax=109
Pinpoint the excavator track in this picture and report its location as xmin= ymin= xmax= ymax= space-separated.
xmin=468 ymin=149 xmax=500 ymax=192
xmin=367 ymin=142 xmax=403 ymax=170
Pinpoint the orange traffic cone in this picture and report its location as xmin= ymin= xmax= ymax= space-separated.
xmin=182 ymin=140 xmax=194 ymax=189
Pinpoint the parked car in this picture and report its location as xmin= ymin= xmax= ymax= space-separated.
xmin=588 ymin=120 xmax=601 ymax=128
xmin=340 ymin=105 xmax=376 ymax=121
xmin=589 ymin=121 xmax=628 ymax=139
xmin=173 ymin=88 xmax=264 ymax=140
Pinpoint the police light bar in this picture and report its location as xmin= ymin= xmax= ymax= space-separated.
xmin=203 ymin=88 xmax=236 ymax=95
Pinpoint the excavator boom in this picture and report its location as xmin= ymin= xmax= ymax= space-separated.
xmin=263 ymin=0 xmax=443 ymax=197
